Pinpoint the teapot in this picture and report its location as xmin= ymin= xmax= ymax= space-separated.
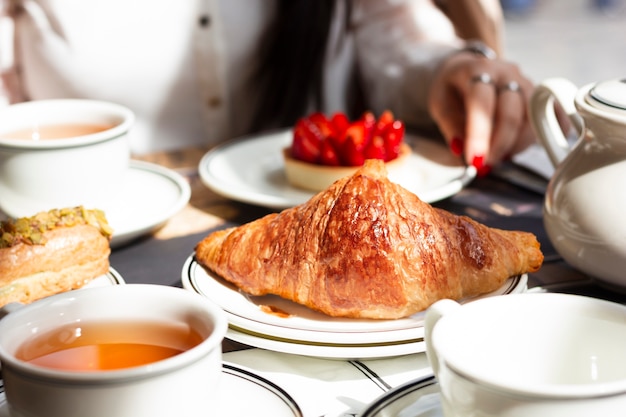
xmin=530 ymin=78 xmax=626 ymax=290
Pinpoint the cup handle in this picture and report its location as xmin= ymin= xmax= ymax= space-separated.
xmin=529 ymin=77 xmax=583 ymax=167
xmin=0 ymin=302 xmax=24 ymax=320
xmin=424 ymin=299 xmax=462 ymax=378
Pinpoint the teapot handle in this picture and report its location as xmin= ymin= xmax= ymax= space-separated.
xmin=424 ymin=299 xmax=461 ymax=378
xmin=529 ymin=78 xmax=584 ymax=167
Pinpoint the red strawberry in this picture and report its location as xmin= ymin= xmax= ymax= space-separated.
xmin=360 ymin=111 xmax=376 ymax=144
xmin=330 ymin=112 xmax=350 ymax=136
xmin=340 ymin=123 xmax=367 ymax=166
xmin=341 ymin=140 xmax=365 ymax=166
xmin=308 ymin=112 xmax=335 ymax=140
xmin=328 ymin=112 xmax=350 ymax=152
xmin=374 ymin=110 xmax=394 ymax=137
xmin=319 ymin=139 xmax=341 ymax=166
xmin=384 ymin=119 xmax=405 ymax=161
xmin=292 ymin=119 xmax=322 ymax=163
xmin=364 ymin=135 xmax=387 ymax=161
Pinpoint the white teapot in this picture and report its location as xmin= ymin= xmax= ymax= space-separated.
xmin=530 ymin=78 xmax=626 ymax=290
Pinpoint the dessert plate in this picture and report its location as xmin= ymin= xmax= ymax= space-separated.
xmin=1 ymin=267 xmax=124 ymax=312
xmin=104 ymin=160 xmax=190 ymax=248
xmin=88 ymin=267 xmax=126 ymax=287
xmin=198 ymin=130 xmax=475 ymax=209
xmin=360 ymin=375 xmax=441 ymax=417
xmin=0 ymin=161 xmax=190 ymax=249
xmin=182 ymin=255 xmax=527 ymax=358
xmin=0 ymin=363 xmax=302 ymax=417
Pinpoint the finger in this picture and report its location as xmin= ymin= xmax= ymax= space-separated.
xmin=511 ymin=122 xmax=537 ymax=155
xmin=489 ymin=82 xmax=526 ymax=163
xmin=499 ymin=77 xmax=537 ymax=158
xmin=429 ymin=88 xmax=466 ymax=156
xmin=463 ymin=74 xmax=497 ymax=168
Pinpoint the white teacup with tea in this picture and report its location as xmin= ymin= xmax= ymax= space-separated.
xmin=0 ymin=99 xmax=134 ymax=217
xmin=425 ymin=293 xmax=626 ymax=417
xmin=0 ymin=284 xmax=228 ymax=417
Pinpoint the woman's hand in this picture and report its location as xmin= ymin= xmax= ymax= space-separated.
xmin=428 ymin=51 xmax=536 ymax=176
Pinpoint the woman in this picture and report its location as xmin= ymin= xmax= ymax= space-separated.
xmin=0 ymin=0 xmax=534 ymax=175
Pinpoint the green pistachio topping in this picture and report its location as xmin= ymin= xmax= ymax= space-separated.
xmin=0 ymin=206 xmax=113 ymax=248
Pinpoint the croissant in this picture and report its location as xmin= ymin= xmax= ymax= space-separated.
xmin=195 ymin=159 xmax=543 ymax=319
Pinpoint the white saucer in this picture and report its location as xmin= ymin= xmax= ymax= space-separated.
xmin=218 ymin=362 xmax=302 ymax=416
xmin=0 ymin=363 xmax=302 ymax=417
xmin=199 ymin=130 xmax=475 ymax=209
xmin=360 ymin=375 xmax=441 ymax=417
xmin=105 ymin=161 xmax=190 ymax=247
xmin=0 ymin=161 xmax=190 ymax=248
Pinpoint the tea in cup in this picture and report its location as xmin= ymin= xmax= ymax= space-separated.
xmin=425 ymin=293 xmax=626 ymax=417
xmin=0 ymin=99 xmax=134 ymax=217
xmin=0 ymin=284 xmax=228 ymax=417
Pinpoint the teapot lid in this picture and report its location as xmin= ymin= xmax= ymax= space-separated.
xmin=588 ymin=79 xmax=626 ymax=111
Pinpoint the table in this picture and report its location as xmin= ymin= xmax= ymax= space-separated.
xmin=107 ymin=145 xmax=626 ymax=416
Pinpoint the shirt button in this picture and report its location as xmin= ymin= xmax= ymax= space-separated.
xmin=199 ymin=15 xmax=211 ymax=28
xmin=207 ymin=96 xmax=222 ymax=108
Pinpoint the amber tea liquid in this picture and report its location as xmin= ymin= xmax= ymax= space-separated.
xmin=15 ymin=321 xmax=204 ymax=371
xmin=0 ymin=123 xmax=115 ymax=140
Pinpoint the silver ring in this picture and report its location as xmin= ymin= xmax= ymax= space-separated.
xmin=498 ymin=81 xmax=521 ymax=93
xmin=470 ymin=73 xmax=494 ymax=85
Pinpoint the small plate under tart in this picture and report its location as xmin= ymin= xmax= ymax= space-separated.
xmin=198 ymin=130 xmax=475 ymax=209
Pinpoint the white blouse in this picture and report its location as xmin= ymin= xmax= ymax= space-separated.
xmin=0 ymin=0 xmax=461 ymax=155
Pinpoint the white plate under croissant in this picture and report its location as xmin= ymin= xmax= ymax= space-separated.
xmin=190 ymin=159 xmax=542 ymax=357
xmin=182 ymin=255 xmax=527 ymax=358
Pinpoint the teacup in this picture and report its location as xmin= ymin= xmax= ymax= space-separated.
xmin=0 ymin=99 xmax=134 ymax=218
xmin=425 ymin=293 xmax=626 ymax=417
xmin=0 ymin=284 xmax=228 ymax=417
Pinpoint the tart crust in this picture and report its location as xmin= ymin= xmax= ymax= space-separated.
xmin=283 ymin=142 xmax=411 ymax=192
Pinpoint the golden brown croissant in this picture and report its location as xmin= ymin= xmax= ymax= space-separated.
xmin=195 ymin=160 xmax=543 ymax=319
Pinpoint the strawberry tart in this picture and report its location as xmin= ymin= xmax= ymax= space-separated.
xmin=283 ymin=110 xmax=411 ymax=192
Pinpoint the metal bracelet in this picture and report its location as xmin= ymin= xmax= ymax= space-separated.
xmin=460 ymin=40 xmax=497 ymax=60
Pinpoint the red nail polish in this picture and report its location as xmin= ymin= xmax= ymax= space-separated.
xmin=450 ymin=137 xmax=463 ymax=157
xmin=472 ymin=155 xmax=492 ymax=177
